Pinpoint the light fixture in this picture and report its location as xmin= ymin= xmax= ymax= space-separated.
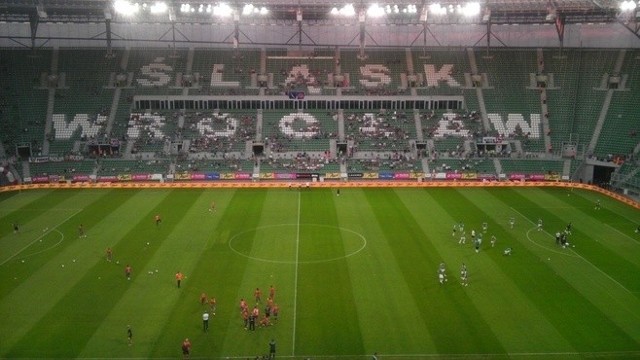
xmin=149 ymin=1 xmax=167 ymax=14
xmin=331 ymin=4 xmax=355 ymax=17
xmin=367 ymin=3 xmax=385 ymax=18
xmin=459 ymin=2 xmax=480 ymax=17
xmin=212 ymin=3 xmax=233 ymax=17
xmin=114 ymin=0 xmax=139 ymax=15
xmin=429 ymin=3 xmax=447 ymax=16
xmin=620 ymin=0 xmax=637 ymax=12
xmin=242 ymin=4 xmax=254 ymax=15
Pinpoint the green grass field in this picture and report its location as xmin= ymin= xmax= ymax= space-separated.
xmin=1 ymin=186 xmax=640 ymax=359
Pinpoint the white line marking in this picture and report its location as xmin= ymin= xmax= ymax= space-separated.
xmin=511 ymin=207 xmax=633 ymax=294
xmin=604 ymin=223 xmax=640 ymax=246
xmin=227 ymin=223 xmax=367 ymax=264
xmin=292 ymin=192 xmax=300 ymax=356
xmin=524 ymin=227 xmax=579 ymax=258
xmin=0 ymin=209 xmax=82 ymax=266
xmin=62 ymin=350 xmax=640 ymax=359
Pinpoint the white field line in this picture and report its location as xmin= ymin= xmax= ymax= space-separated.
xmin=292 ymin=191 xmax=301 ymax=356
xmin=0 ymin=208 xmax=83 ymax=266
xmin=603 ymin=223 xmax=640 ymax=246
xmin=58 ymin=350 xmax=640 ymax=359
xmin=510 ymin=207 xmax=632 ymax=294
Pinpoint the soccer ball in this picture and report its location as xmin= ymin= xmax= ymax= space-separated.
xmin=21 ymin=260 xmax=25 ymax=263
xmin=146 ymin=242 xmax=150 ymax=245
xmin=61 ymin=264 xmax=65 ymax=268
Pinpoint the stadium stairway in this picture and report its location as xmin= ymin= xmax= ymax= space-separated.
xmin=413 ymin=111 xmax=424 ymax=142
xmin=256 ymin=109 xmax=264 ymax=141
xmin=466 ymin=48 xmax=491 ymax=131
xmin=21 ymin=161 xmax=30 ymax=180
xmin=563 ymin=159 xmax=572 ymax=178
xmin=405 ymin=48 xmax=414 ymax=75
xmin=421 ymin=157 xmax=430 ymax=174
xmin=587 ymin=49 xmax=626 ymax=154
xmin=537 ymin=48 xmax=552 ymax=153
xmin=493 ymin=158 xmax=503 ymax=174
xmin=337 ymin=109 xmax=345 ymax=141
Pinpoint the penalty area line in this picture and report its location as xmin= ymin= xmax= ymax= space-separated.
xmin=0 ymin=208 xmax=83 ymax=266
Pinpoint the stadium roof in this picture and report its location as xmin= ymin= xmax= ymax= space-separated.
xmin=0 ymin=0 xmax=633 ymax=24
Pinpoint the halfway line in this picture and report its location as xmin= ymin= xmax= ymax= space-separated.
xmin=292 ymin=191 xmax=300 ymax=356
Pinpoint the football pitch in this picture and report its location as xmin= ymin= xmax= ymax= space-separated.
xmin=1 ymin=186 xmax=640 ymax=359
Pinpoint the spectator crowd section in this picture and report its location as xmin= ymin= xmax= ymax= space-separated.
xmin=263 ymin=110 xmax=338 ymax=153
xmin=0 ymin=47 xmax=638 ymax=182
xmin=344 ymin=110 xmax=415 ymax=153
xmin=181 ymin=110 xmax=257 ymax=155
xmin=0 ymin=49 xmax=52 ymax=156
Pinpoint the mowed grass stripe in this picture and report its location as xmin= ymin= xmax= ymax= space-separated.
xmin=364 ymin=189 xmax=506 ymax=355
xmin=333 ymin=188 xmax=437 ymax=354
xmin=0 ymin=189 xmax=53 ymax=224
xmin=0 ymin=189 xmax=87 ymax=264
xmin=537 ymin=188 xmax=640 ymax=268
xmin=544 ymin=189 xmax=640 ymax=268
xmin=218 ymin=189 xmax=296 ymax=357
xmin=4 ymin=189 xmax=199 ymax=358
xmin=486 ymin=188 xmax=640 ymax=351
xmin=150 ymin=191 xmax=265 ymax=358
xmin=0 ymin=189 xmax=132 ymax=350
xmin=505 ymin=188 xmax=640 ymax=294
xmin=80 ymin=189 xmax=222 ymax=358
xmin=397 ymin=188 xmax=575 ymax=353
xmin=296 ymin=189 xmax=365 ymax=356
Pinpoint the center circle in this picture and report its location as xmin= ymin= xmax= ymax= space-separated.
xmin=228 ymin=224 xmax=367 ymax=264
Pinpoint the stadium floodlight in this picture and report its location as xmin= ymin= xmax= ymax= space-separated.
xmin=428 ymin=3 xmax=447 ymax=16
xmin=259 ymin=7 xmax=268 ymax=15
xmin=406 ymin=4 xmax=417 ymax=14
xmin=212 ymin=3 xmax=233 ymax=17
xmin=180 ymin=3 xmax=190 ymax=13
xmin=242 ymin=4 xmax=254 ymax=15
xmin=331 ymin=4 xmax=355 ymax=16
xmin=367 ymin=4 xmax=385 ymax=18
xmin=459 ymin=2 xmax=480 ymax=17
xmin=149 ymin=2 xmax=167 ymax=14
xmin=619 ymin=0 xmax=637 ymax=12
xmin=114 ymin=0 xmax=140 ymax=15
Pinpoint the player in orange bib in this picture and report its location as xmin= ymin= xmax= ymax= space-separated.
xmin=176 ymin=271 xmax=184 ymax=288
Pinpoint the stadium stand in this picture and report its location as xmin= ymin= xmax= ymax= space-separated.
xmin=571 ymin=50 xmax=618 ymax=156
xmin=413 ymin=48 xmax=468 ymax=96
xmin=500 ymin=159 xmax=564 ymax=175
xmin=0 ymin=49 xmax=51 ymax=156
xmin=0 ymin=45 xmax=636 ymax=187
xmin=594 ymin=49 xmax=640 ymax=158
xmin=127 ymin=48 xmax=186 ymax=95
xmin=189 ymin=48 xmax=260 ymax=95
xmin=263 ymin=110 xmax=338 ymax=152
xmin=428 ymin=158 xmax=496 ymax=174
xmin=476 ymin=49 xmax=544 ymax=152
xmin=344 ymin=110 xmax=414 ymax=152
